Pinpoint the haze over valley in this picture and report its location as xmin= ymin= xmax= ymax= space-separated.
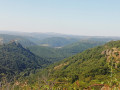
xmin=0 ymin=0 xmax=120 ymax=89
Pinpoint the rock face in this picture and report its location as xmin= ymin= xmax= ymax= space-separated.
xmin=102 ymin=48 xmax=120 ymax=68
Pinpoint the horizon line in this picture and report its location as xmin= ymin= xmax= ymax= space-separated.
xmin=0 ymin=30 xmax=120 ymax=37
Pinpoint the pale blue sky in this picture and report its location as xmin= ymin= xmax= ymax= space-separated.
xmin=0 ymin=0 xmax=120 ymax=36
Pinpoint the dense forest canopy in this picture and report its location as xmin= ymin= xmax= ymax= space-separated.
xmin=0 ymin=41 xmax=49 ymax=82
xmin=21 ymin=40 xmax=120 ymax=89
xmin=0 ymin=33 xmax=120 ymax=89
xmin=29 ymin=40 xmax=105 ymax=62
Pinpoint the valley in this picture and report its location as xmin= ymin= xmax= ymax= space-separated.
xmin=1 ymin=0 xmax=120 ymax=89
xmin=0 ymin=32 xmax=120 ymax=89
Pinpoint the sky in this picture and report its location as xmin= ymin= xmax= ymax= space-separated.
xmin=0 ymin=0 xmax=120 ymax=36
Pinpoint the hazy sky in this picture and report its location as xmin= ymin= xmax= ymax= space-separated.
xmin=0 ymin=0 xmax=120 ymax=36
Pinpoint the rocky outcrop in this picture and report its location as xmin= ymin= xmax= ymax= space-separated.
xmin=102 ymin=48 xmax=120 ymax=68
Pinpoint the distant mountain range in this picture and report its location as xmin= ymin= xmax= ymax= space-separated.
xmin=0 ymin=31 xmax=120 ymax=48
xmin=0 ymin=34 xmax=36 ymax=47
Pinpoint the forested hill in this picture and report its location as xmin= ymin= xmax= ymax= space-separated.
xmin=0 ymin=41 xmax=49 ymax=81
xmin=29 ymin=40 xmax=105 ymax=62
xmin=26 ymin=40 xmax=120 ymax=89
xmin=39 ymin=37 xmax=79 ymax=47
xmin=0 ymin=34 xmax=36 ymax=47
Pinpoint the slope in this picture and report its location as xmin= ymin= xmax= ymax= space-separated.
xmin=57 ymin=40 xmax=105 ymax=57
xmin=29 ymin=40 xmax=105 ymax=62
xmin=39 ymin=37 xmax=79 ymax=47
xmin=44 ymin=40 xmax=120 ymax=88
xmin=0 ymin=34 xmax=36 ymax=47
xmin=23 ymin=40 xmax=120 ymax=89
xmin=0 ymin=41 xmax=49 ymax=81
xmin=29 ymin=46 xmax=63 ymax=62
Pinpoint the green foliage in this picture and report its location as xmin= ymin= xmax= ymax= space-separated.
xmin=39 ymin=37 xmax=79 ymax=47
xmin=23 ymin=40 xmax=120 ymax=89
xmin=0 ymin=42 xmax=50 ymax=81
xmin=0 ymin=34 xmax=36 ymax=47
xmin=105 ymin=40 xmax=120 ymax=48
xmin=29 ymin=40 xmax=105 ymax=62
xmin=29 ymin=46 xmax=64 ymax=62
xmin=2 ymin=39 xmax=120 ymax=89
